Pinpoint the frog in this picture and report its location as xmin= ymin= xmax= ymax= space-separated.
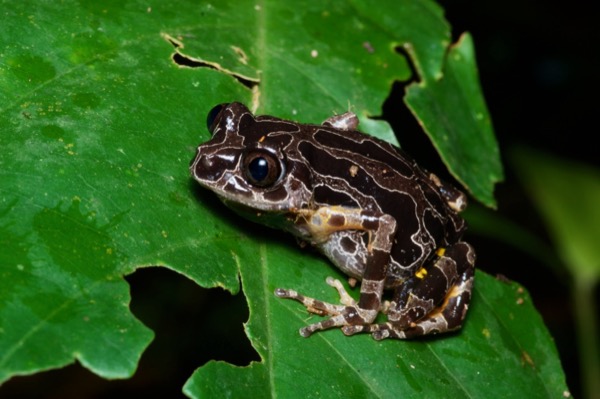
xmin=190 ymin=102 xmax=475 ymax=340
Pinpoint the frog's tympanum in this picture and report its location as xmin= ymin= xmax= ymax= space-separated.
xmin=191 ymin=102 xmax=475 ymax=340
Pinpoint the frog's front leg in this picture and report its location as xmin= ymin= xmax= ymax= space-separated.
xmin=275 ymin=206 xmax=396 ymax=337
xmin=274 ymin=276 xmax=376 ymax=337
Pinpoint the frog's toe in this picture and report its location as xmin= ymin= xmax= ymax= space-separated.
xmin=274 ymin=287 xmax=296 ymax=298
xmin=372 ymin=330 xmax=388 ymax=340
xmin=341 ymin=324 xmax=366 ymax=336
xmin=299 ymin=326 xmax=314 ymax=338
xmin=299 ymin=314 xmax=349 ymax=337
xmin=275 ymin=287 xmax=347 ymax=316
xmin=344 ymin=323 xmax=403 ymax=339
xmin=325 ymin=277 xmax=357 ymax=306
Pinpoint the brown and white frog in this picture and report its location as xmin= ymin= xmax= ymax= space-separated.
xmin=190 ymin=102 xmax=475 ymax=340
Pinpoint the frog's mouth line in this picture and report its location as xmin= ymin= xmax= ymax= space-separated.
xmin=219 ymin=197 xmax=295 ymax=231
xmin=218 ymin=196 xmax=286 ymax=216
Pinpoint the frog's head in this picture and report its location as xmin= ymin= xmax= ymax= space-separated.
xmin=191 ymin=102 xmax=313 ymax=213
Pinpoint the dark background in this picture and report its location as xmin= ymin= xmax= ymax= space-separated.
xmin=433 ymin=2 xmax=598 ymax=397
xmin=3 ymin=1 xmax=597 ymax=397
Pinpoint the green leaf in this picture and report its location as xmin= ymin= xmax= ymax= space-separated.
xmin=1 ymin=0 xmax=250 ymax=381
xmin=167 ymin=0 xmax=505 ymax=204
xmin=405 ymin=33 xmax=503 ymax=207
xmin=0 ymin=0 xmax=561 ymax=397
xmin=184 ymin=245 xmax=568 ymax=398
xmin=0 ymin=200 xmax=152 ymax=381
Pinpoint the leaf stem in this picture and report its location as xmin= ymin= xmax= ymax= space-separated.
xmin=573 ymin=275 xmax=600 ymax=399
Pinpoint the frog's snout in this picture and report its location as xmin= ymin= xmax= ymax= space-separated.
xmin=191 ymin=148 xmax=238 ymax=184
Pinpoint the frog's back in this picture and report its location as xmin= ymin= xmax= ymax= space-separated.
xmin=293 ymin=124 xmax=465 ymax=268
xmin=295 ymin=124 xmax=441 ymax=212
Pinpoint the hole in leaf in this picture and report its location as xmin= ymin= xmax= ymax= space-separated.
xmin=362 ymin=46 xmax=453 ymax=181
xmin=394 ymin=44 xmax=421 ymax=83
xmin=125 ymin=267 xmax=260 ymax=370
xmin=163 ymin=33 xmax=258 ymax=90
xmin=0 ymin=268 xmax=259 ymax=397
xmin=362 ymin=78 xmax=449 ymax=182
xmin=380 ymin=81 xmax=449 ymax=177
xmin=171 ymin=53 xmax=258 ymax=90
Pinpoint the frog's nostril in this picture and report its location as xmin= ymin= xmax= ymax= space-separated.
xmin=200 ymin=154 xmax=213 ymax=169
xmin=193 ymin=153 xmax=229 ymax=182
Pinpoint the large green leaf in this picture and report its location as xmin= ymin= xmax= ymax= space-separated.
xmin=1 ymin=0 xmax=249 ymax=381
xmin=1 ymin=0 xmax=562 ymax=397
xmin=184 ymin=249 xmax=568 ymax=398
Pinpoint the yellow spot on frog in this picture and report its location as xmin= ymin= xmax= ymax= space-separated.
xmin=415 ymin=267 xmax=427 ymax=279
xmin=436 ymin=247 xmax=446 ymax=257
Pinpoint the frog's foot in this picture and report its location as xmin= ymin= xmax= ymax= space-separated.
xmin=275 ymin=277 xmax=377 ymax=337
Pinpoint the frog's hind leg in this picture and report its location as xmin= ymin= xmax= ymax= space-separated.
xmin=344 ymin=242 xmax=475 ymax=339
xmin=370 ymin=260 xmax=474 ymax=340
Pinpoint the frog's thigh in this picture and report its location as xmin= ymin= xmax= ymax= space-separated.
xmin=385 ymin=242 xmax=472 ymax=326
xmin=380 ymin=242 xmax=475 ymax=339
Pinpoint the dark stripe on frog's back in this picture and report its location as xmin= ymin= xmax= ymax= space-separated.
xmin=313 ymin=185 xmax=360 ymax=208
xmin=309 ymin=126 xmax=455 ymax=224
xmin=296 ymin=140 xmax=422 ymax=215
xmin=312 ymin=128 xmax=417 ymax=178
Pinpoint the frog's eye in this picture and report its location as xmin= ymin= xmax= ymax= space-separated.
xmin=206 ymin=103 xmax=229 ymax=134
xmin=242 ymin=150 xmax=284 ymax=187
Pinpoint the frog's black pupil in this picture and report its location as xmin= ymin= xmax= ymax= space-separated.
xmin=206 ymin=103 xmax=228 ymax=133
xmin=248 ymin=157 xmax=269 ymax=182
